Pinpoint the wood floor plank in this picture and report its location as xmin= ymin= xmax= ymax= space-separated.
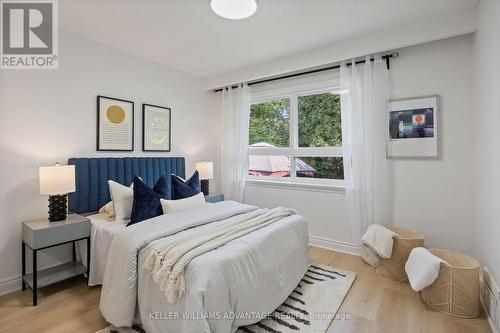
xmin=0 ymin=247 xmax=492 ymax=333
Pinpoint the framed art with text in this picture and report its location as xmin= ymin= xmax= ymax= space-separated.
xmin=97 ymin=95 xmax=134 ymax=151
xmin=142 ymin=103 xmax=171 ymax=152
xmin=387 ymin=96 xmax=439 ymax=158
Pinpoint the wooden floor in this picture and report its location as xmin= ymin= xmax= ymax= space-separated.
xmin=309 ymin=247 xmax=492 ymax=333
xmin=0 ymin=247 xmax=492 ymax=333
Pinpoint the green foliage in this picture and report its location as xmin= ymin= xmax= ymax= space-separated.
xmin=249 ymin=93 xmax=344 ymax=179
xmin=298 ymin=93 xmax=342 ymax=147
xmin=249 ymin=99 xmax=289 ymax=147
xmin=298 ymin=157 xmax=344 ymax=180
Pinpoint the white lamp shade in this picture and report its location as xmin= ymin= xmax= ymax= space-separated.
xmin=39 ymin=165 xmax=76 ymax=195
xmin=195 ymin=161 xmax=214 ymax=180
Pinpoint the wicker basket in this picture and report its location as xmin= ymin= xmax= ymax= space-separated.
xmin=375 ymin=227 xmax=425 ymax=283
xmin=421 ymin=249 xmax=480 ymax=318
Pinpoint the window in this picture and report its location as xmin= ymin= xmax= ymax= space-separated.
xmin=248 ymin=84 xmax=344 ymax=186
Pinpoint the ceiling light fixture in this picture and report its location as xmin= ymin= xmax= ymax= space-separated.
xmin=210 ymin=0 xmax=257 ymax=20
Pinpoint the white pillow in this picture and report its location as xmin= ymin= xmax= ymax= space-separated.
xmin=108 ymin=180 xmax=135 ymax=222
xmin=161 ymin=192 xmax=206 ymax=214
xmin=98 ymin=201 xmax=115 ymax=218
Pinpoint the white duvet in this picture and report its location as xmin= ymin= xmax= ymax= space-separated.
xmin=76 ymin=213 xmax=125 ymax=286
xmin=99 ymin=201 xmax=309 ymax=333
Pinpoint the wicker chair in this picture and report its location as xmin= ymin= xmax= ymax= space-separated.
xmin=375 ymin=227 xmax=425 ymax=283
xmin=421 ymin=249 xmax=480 ymax=318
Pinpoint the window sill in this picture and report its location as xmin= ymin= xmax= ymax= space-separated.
xmin=245 ymin=178 xmax=345 ymax=193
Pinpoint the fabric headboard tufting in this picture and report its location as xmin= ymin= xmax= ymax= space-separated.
xmin=68 ymin=157 xmax=185 ymax=214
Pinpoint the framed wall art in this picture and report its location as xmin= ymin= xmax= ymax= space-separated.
xmin=142 ymin=103 xmax=171 ymax=152
xmin=97 ymin=95 xmax=134 ymax=151
xmin=387 ymin=96 xmax=439 ymax=158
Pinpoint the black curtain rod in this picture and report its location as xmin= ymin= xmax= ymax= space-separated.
xmin=213 ymin=52 xmax=399 ymax=92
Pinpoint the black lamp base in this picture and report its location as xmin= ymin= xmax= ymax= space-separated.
xmin=48 ymin=194 xmax=68 ymax=222
xmin=201 ymin=180 xmax=210 ymax=196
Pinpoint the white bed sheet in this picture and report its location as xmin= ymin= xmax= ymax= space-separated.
xmin=77 ymin=213 xmax=127 ymax=286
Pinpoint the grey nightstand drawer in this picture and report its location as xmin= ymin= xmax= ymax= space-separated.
xmin=22 ymin=214 xmax=90 ymax=249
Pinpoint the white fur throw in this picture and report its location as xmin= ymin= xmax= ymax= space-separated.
xmin=145 ymin=207 xmax=296 ymax=304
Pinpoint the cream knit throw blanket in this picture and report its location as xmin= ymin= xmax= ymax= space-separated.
xmin=145 ymin=207 xmax=296 ymax=304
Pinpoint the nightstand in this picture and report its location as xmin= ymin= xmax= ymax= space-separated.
xmin=21 ymin=213 xmax=91 ymax=305
xmin=205 ymin=194 xmax=224 ymax=203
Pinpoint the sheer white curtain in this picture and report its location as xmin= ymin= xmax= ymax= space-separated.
xmin=340 ymin=55 xmax=391 ymax=249
xmin=220 ymin=84 xmax=251 ymax=202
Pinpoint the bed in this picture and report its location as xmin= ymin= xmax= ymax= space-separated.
xmin=69 ymin=157 xmax=309 ymax=333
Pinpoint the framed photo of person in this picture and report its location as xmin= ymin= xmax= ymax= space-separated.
xmin=142 ymin=103 xmax=171 ymax=152
xmin=97 ymin=95 xmax=134 ymax=151
xmin=387 ymin=96 xmax=439 ymax=158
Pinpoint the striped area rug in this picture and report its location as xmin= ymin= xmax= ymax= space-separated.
xmin=97 ymin=263 xmax=356 ymax=333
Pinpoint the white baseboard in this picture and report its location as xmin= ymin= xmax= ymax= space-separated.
xmin=309 ymin=235 xmax=359 ymax=256
xmin=0 ymin=275 xmax=22 ymax=297
xmin=0 ymin=260 xmax=74 ymax=297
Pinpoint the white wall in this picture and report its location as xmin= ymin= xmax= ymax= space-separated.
xmin=245 ymin=34 xmax=476 ymax=256
xmin=474 ymin=0 xmax=500 ymax=286
xmin=390 ymin=35 xmax=476 ymax=255
xmin=0 ymin=30 xmax=220 ymax=294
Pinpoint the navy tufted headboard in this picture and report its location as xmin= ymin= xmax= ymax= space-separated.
xmin=68 ymin=157 xmax=185 ymax=214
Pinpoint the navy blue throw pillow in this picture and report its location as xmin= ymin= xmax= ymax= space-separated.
xmin=128 ymin=176 xmax=170 ymax=226
xmin=172 ymin=171 xmax=201 ymax=199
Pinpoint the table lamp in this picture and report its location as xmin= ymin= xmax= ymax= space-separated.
xmin=195 ymin=161 xmax=213 ymax=196
xmin=39 ymin=163 xmax=76 ymax=222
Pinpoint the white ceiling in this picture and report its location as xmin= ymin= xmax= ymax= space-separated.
xmin=60 ymin=0 xmax=478 ymax=78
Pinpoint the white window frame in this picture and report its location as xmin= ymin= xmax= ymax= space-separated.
xmin=247 ymin=79 xmax=345 ymax=189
